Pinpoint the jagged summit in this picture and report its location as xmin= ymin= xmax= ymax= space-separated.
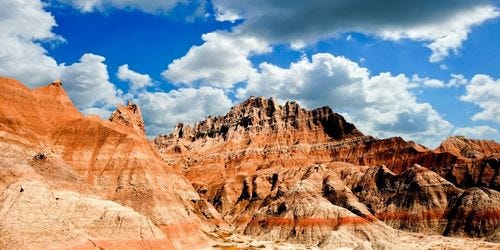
xmin=51 ymin=79 xmax=63 ymax=86
xmin=163 ymin=96 xmax=362 ymax=144
xmin=109 ymin=100 xmax=145 ymax=136
xmin=436 ymin=135 xmax=500 ymax=158
xmin=154 ymin=95 xmax=500 ymax=200
xmin=1 ymin=77 xmax=500 ymax=249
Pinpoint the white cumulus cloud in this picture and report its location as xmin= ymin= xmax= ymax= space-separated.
xmin=61 ymin=53 xmax=124 ymax=118
xmin=0 ymin=0 xmax=62 ymax=86
xmin=237 ymin=53 xmax=453 ymax=147
xmin=454 ymin=126 xmax=499 ymax=141
xmin=447 ymin=74 xmax=468 ymax=87
xmin=0 ymin=0 xmax=128 ymax=119
xmin=117 ymin=64 xmax=154 ymax=93
xmin=137 ymin=86 xmax=233 ymax=136
xmin=412 ymin=75 xmax=445 ymax=88
xmin=412 ymin=73 xmax=471 ymax=89
xmin=162 ymin=31 xmax=270 ymax=89
xmin=460 ymin=74 xmax=500 ymax=123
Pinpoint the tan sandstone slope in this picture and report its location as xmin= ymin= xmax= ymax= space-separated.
xmin=0 ymin=77 xmax=225 ymax=249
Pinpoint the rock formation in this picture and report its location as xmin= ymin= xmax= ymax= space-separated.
xmin=0 ymin=77 xmax=224 ymax=249
xmin=155 ymin=97 xmax=499 ymax=189
xmin=154 ymin=96 xmax=500 ymax=244
xmin=1 ymin=78 xmax=499 ymax=249
xmin=109 ymin=100 xmax=146 ymax=136
xmin=436 ymin=135 xmax=499 ymax=158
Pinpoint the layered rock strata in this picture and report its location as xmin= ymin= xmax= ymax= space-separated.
xmin=154 ymin=96 xmax=500 ymax=242
xmin=0 ymin=77 xmax=224 ymax=249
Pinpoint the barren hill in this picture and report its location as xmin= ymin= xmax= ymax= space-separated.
xmin=154 ymin=96 xmax=500 ymax=247
xmin=1 ymin=78 xmax=499 ymax=249
xmin=0 ymin=77 xmax=224 ymax=249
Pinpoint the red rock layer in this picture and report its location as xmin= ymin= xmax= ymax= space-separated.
xmin=206 ymin=162 xmax=499 ymax=242
xmin=436 ymin=135 xmax=499 ymax=158
xmin=153 ymin=96 xmax=500 ymax=241
xmin=0 ymin=77 xmax=225 ymax=249
xmin=155 ymin=97 xmax=500 ymax=191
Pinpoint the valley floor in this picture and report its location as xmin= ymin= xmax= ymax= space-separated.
xmin=211 ymin=231 xmax=500 ymax=250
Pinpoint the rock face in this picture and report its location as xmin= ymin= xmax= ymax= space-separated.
xmin=444 ymin=187 xmax=500 ymax=237
xmin=435 ymin=136 xmax=500 ymax=189
xmin=0 ymin=181 xmax=168 ymax=249
xmin=109 ymin=100 xmax=146 ymax=136
xmin=155 ymin=96 xmax=364 ymax=187
xmin=351 ymin=164 xmax=462 ymax=234
xmin=436 ymin=136 xmax=499 ymax=158
xmin=173 ymin=159 xmax=498 ymax=249
xmin=155 ymin=97 xmax=499 ymax=190
xmin=0 ymin=77 xmax=224 ymax=249
xmin=2 ymin=78 xmax=499 ymax=249
xmin=154 ymin=96 xmax=500 ymax=243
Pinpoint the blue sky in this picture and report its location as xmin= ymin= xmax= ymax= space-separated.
xmin=0 ymin=0 xmax=499 ymax=147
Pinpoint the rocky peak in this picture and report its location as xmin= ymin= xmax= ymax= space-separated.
xmin=109 ymin=100 xmax=145 ymax=136
xmin=0 ymin=77 xmax=225 ymax=249
xmin=0 ymin=78 xmax=82 ymax=139
xmin=164 ymin=96 xmax=362 ymax=142
xmin=50 ymin=79 xmax=63 ymax=87
xmin=436 ymin=135 xmax=500 ymax=158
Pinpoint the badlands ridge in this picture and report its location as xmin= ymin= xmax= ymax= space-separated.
xmin=0 ymin=77 xmax=499 ymax=249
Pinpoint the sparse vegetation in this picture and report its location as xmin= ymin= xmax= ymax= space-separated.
xmin=33 ymin=153 xmax=46 ymax=161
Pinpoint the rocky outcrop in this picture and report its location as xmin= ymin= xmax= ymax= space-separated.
xmin=244 ymin=177 xmax=398 ymax=249
xmin=444 ymin=188 xmax=500 ymax=237
xmin=153 ymin=96 xmax=500 ymax=243
xmin=0 ymin=124 xmax=171 ymax=249
xmin=350 ymin=165 xmax=462 ymax=234
xmin=109 ymin=100 xmax=146 ymax=136
xmin=155 ymin=97 xmax=499 ymax=192
xmin=434 ymin=136 xmax=500 ymax=189
xmin=0 ymin=181 xmax=170 ymax=249
xmin=0 ymin=77 xmax=225 ymax=249
xmin=203 ymin=162 xmax=499 ymax=245
xmin=169 ymin=96 xmax=362 ymax=142
xmin=436 ymin=136 xmax=499 ymax=158
xmin=2 ymin=78 xmax=499 ymax=249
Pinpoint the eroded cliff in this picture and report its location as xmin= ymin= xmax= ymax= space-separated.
xmin=0 ymin=77 xmax=224 ymax=249
xmin=154 ymin=96 xmax=500 ymax=244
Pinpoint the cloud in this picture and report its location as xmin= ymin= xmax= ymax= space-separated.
xmin=212 ymin=0 xmax=499 ymax=62
xmin=237 ymin=53 xmax=452 ymax=147
xmin=412 ymin=73 xmax=470 ymax=88
xmin=137 ymin=86 xmax=233 ymax=136
xmin=1 ymin=0 xmax=495 ymax=146
xmin=454 ymin=126 xmax=499 ymax=141
xmin=61 ymin=53 xmax=124 ymax=118
xmin=412 ymin=75 xmax=445 ymax=88
xmin=379 ymin=5 xmax=499 ymax=62
xmin=57 ymin=0 xmax=191 ymax=13
xmin=0 ymin=0 xmax=62 ymax=86
xmin=162 ymin=31 xmax=270 ymax=88
xmin=460 ymin=74 xmax=500 ymax=123
xmin=0 ymin=0 xmax=126 ymax=118
xmin=447 ymin=74 xmax=468 ymax=87
xmin=117 ymin=64 xmax=154 ymax=93
xmin=0 ymin=0 xmax=229 ymax=130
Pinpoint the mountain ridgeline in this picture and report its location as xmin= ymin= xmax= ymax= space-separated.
xmin=0 ymin=78 xmax=499 ymax=249
xmin=152 ymin=95 xmax=499 ymax=247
